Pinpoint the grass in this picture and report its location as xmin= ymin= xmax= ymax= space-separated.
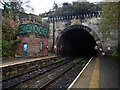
xmin=48 ymin=52 xmax=54 ymax=56
xmin=82 ymin=63 xmax=85 ymax=68
xmin=55 ymin=58 xmax=62 ymax=63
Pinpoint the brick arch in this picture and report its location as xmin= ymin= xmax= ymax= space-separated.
xmin=56 ymin=24 xmax=102 ymax=55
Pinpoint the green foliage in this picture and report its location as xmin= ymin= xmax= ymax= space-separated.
xmin=2 ymin=10 xmax=20 ymax=58
xmin=116 ymin=44 xmax=120 ymax=58
xmin=112 ymin=50 xmax=118 ymax=57
xmin=112 ymin=44 xmax=120 ymax=58
xmin=55 ymin=58 xmax=62 ymax=63
xmin=82 ymin=63 xmax=85 ymax=68
xmin=98 ymin=2 xmax=118 ymax=41
xmin=48 ymin=2 xmax=101 ymax=16
xmin=0 ymin=0 xmax=25 ymax=12
xmin=1 ymin=0 xmax=35 ymax=58
xmin=0 ymin=0 xmax=34 ymax=13
xmin=48 ymin=52 xmax=54 ymax=56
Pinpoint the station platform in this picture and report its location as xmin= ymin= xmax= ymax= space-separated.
xmin=0 ymin=56 xmax=55 ymax=67
xmin=69 ymin=56 xmax=119 ymax=89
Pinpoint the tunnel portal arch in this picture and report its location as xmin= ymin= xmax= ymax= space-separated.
xmin=56 ymin=25 xmax=102 ymax=58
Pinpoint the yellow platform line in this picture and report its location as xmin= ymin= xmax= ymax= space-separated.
xmin=89 ymin=57 xmax=99 ymax=88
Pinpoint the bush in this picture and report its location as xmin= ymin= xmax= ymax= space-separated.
xmin=112 ymin=44 xmax=120 ymax=58
xmin=112 ymin=51 xmax=118 ymax=57
xmin=2 ymin=11 xmax=20 ymax=58
xmin=116 ymin=44 xmax=120 ymax=58
xmin=48 ymin=52 xmax=54 ymax=56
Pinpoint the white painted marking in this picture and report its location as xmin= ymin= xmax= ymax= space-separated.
xmin=67 ymin=57 xmax=93 ymax=90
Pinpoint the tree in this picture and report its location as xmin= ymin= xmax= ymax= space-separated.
xmin=1 ymin=0 xmax=35 ymax=58
xmin=0 ymin=0 xmax=34 ymax=13
xmin=48 ymin=1 xmax=101 ymax=16
xmin=53 ymin=3 xmax=58 ymax=11
xmin=2 ymin=10 xmax=21 ymax=58
xmin=0 ymin=0 xmax=24 ymax=12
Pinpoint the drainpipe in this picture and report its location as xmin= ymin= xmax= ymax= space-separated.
xmin=47 ymin=30 xmax=48 ymax=56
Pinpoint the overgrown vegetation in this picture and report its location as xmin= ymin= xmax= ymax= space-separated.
xmin=1 ymin=0 xmax=42 ymax=58
xmin=98 ymin=2 xmax=119 ymax=58
xmin=1 ymin=0 xmax=33 ymax=58
xmin=0 ymin=0 xmax=34 ymax=13
xmin=2 ymin=10 xmax=21 ymax=58
xmin=48 ymin=52 xmax=54 ymax=56
xmin=112 ymin=44 xmax=120 ymax=58
xmin=81 ymin=63 xmax=85 ymax=68
xmin=98 ymin=2 xmax=118 ymax=41
xmin=42 ymin=1 xmax=101 ymax=16
xmin=55 ymin=58 xmax=62 ymax=63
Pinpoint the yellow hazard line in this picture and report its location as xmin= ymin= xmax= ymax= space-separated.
xmin=89 ymin=57 xmax=99 ymax=88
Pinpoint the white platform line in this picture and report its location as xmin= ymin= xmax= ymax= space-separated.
xmin=67 ymin=57 xmax=93 ymax=90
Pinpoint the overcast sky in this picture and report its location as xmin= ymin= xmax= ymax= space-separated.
xmin=25 ymin=0 xmax=103 ymax=15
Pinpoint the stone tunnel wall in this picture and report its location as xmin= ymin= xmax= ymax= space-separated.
xmin=1 ymin=56 xmax=56 ymax=81
xmin=47 ymin=13 xmax=118 ymax=52
xmin=48 ymin=13 xmax=101 ymax=52
xmin=48 ymin=18 xmax=83 ymax=51
xmin=82 ymin=17 xmax=118 ymax=52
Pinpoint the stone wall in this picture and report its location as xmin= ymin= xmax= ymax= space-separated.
xmin=2 ymin=56 xmax=56 ymax=81
xmin=47 ymin=14 xmax=100 ymax=51
xmin=47 ymin=13 xmax=118 ymax=52
xmin=82 ymin=17 xmax=118 ymax=52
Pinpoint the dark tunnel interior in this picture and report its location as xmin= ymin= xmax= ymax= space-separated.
xmin=58 ymin=28 xmax=98 ymax=58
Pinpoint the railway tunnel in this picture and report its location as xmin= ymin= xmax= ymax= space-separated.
xmin=57 ymin=25 xmax=98 ymax=58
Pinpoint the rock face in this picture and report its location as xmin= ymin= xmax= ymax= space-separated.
xmin=43 ymin=12 xmax=118 ymax=53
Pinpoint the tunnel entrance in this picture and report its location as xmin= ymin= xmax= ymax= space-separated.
xmin=57 ymin=25 xmax=98 ymax=58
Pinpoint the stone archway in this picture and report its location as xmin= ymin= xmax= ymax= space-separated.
xmin=56 ymin=24 xmax=102 ymax=58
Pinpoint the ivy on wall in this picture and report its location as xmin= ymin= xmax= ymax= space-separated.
xmin=98 ymin=2 xmax=119 ymax=57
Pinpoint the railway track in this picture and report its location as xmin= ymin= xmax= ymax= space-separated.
xmin=2 ymin=57 xmax=69 ymax=89
xmin=43 ymin=57 xmax=91 ymax=89
xmin=2 ymin=57 xmax=91 ymax=89
xmin=14 ymin=57 xmax=89 ymax=89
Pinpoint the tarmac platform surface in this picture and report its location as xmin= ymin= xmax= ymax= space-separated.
xmin=70 ymin=56 xmax=119 ymax=89
xmin=0 ymin=56 xmax=55 ymax=67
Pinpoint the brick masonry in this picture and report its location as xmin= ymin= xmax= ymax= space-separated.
xmin=17 ymin=34 xmax=48 ymax=57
